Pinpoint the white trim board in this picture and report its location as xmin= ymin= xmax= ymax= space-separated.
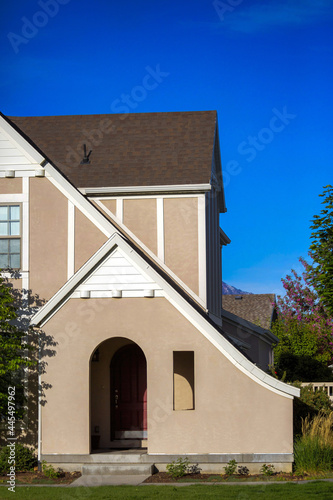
xmin=198 ymin=194 xmax=206 ymax=302
xmin=156 ymin=198 xmax=164 ymax=262
xmin=22 ymin=177 xmax=29 ymax=283
xmin=80 ymin=184 xmax=212 ymax=196
xmin=31 ymin=233 xmax=299 ymax=399
xmin=67 ymin=201 xmax=75 ymax=279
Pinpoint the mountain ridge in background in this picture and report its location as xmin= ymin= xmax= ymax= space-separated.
xmin=222 ymin=282 xmax=252 ymax=295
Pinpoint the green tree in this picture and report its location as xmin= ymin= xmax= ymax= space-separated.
xmin=272 ymin=259 xmax=333 ymax=382
xmin=0 ymin=275 xmax=37 ymax=420
xmin=308 ymin=185 xmax=333 ymax=316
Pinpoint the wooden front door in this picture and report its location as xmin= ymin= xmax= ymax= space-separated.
xmin=111 ymin=344 xmax=147 ymax=440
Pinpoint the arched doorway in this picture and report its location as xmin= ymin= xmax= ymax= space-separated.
xmin=110 ymin=344 xmax=147 ymax=443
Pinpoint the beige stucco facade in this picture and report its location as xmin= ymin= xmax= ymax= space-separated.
xmin=164 ymin=197 xmax=199 ymax=295
xmin=74 ymin=207 xmax=107 ymax=272
xmin=29 ymin=177 xmax=68 ymax=300
xmin=0 ymin=177 xmax=22 ymax=194
xmin=123 ymin=198 xmax=158 ymax=255
xmin=40 ymin=297 xmax=293 ymax=456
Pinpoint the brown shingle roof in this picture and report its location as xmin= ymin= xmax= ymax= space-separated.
xmin=8 ymin=111 xmax=217 ymax=189
xmin=222 ymin=294 xmax=276 ymax=330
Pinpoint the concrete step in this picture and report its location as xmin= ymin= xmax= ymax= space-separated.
xmin=82 ymin=463 xmax=154 ymax=475
xmin=90 ymin=453 xmax=144 ymax=464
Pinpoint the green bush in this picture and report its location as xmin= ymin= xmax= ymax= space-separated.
xmin=166 ymin=457 xmax=189 ymax=479
xmin=293 ymin=383 xmax=333 ymax=436
xmin=41 ymin=461 xmax=61 ymax=479
xmin=223 ymin=459 xmax=237 ymax=476
xmin=0 ymin=444 xmax=37 ymax=473
xmin=260 ymin=463 xmax=275 ymax=476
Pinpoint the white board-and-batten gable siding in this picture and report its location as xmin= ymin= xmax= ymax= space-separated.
xmin=72 ymin=248 xmax=163 ymax=299
xmin=0 ymin=124 xmax=44 ymax=177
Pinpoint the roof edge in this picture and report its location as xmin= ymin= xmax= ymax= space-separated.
xmin=222 ymin=308 xmax=280 ymax=344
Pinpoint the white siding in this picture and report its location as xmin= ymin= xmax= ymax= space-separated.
xmin=75 ymin=248 xmax=162 ymax=298
xmin=0 ymin=126 xmax=41 ymax=173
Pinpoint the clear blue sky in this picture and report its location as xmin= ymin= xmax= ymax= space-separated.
xmin=1 ymin=0 xmax=332 ymax=296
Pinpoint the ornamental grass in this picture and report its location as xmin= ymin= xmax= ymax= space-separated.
xmin=294 ymin=411 xmax=333 ymax=474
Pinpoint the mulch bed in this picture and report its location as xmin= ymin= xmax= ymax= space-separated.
xmin=143 ymin=472 xmax=308 ymax=483
xmin=0 ymin=470 xmax=81 ymax=485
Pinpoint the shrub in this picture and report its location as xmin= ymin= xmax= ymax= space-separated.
xmin=166 ymin=457 xmax=189 ymax=479
xmin=0 ymin=444 xmax=37 ymax=473
xmin=186 ymin=463 xmax=202 ymax=474
xmin=293 ymin=382 xmax=332 ymax=437
xmin=260 ymin=464 xmax=275 ymax=476
xmin=41 ymin=461 xmax=62 ymax=479
xmin=223 ymin=459 xmax=237 ymax=476
xmin=238 ymin=465 xmax=249 ymax=475
xmin=294 ymin=412 xmax=333 ymax=474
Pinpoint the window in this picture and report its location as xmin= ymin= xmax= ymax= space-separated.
xmin=0 ymin=205 xmax=21 ymax=269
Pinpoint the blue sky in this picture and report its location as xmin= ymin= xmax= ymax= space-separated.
xmin=1 ymin=0 xmax=332 ymax=296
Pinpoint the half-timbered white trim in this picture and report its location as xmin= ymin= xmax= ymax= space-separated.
xmin=198 ymin=194 xmax=206 ymax=303
xmin=156 ymin=198 xmax=164 ymax=262
xmin=22 ymin=177 xmax=29 ymax=287
xmin=116 ymin=198 xmax=123 ymax=223
xmin=93 ymin=199 xmax=205 ymax=308
xmin=67 ymin=200 xmax=75 ymax=279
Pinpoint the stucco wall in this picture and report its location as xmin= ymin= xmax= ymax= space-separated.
xmin=0 ymin=178 xmax=22 ymax=194
xmin=100 ymin=199 xmax=116 ymax=216
xmin=41 ymin=297 xmax=293 ymax=456
xmin=74 ymin=208 xmax=107 ymax=272
xmin=123 ymin=199 xmax=157 ymax=255
xmin=29 ymin=178 xmax=68 ymax=300
xmin=164 ymin=198 xmax=199 ymax=295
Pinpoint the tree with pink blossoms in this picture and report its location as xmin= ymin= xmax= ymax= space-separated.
xmin=272 ymin=257 xmax=333 ymax=382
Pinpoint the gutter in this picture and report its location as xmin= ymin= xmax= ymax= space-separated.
xmin=79 ymin=184 xmax=212 ymax=196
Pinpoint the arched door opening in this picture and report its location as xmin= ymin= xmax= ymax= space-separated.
xmin=110 ymin=344 xmax=147 ymax=443
xmin=90 ymin=338 xmax=147 ymax=451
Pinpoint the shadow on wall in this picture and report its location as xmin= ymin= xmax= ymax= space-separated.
xmin=0 ymin=270 xmax=57 ymax=449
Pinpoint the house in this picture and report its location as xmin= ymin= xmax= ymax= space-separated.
xmin=222 ymin=294 xmax=278 ymax=371
xmin=0 ymin=110 xmax=299 ymax=474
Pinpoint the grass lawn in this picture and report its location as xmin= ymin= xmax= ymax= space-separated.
xmin=0 ymin=482 xmax=333 ymax=499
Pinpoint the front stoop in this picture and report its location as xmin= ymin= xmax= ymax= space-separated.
xmin=42 ymin=451 xmax=294 ymax=475
xmin=82 ymin=463 xmax=154 ymax=475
